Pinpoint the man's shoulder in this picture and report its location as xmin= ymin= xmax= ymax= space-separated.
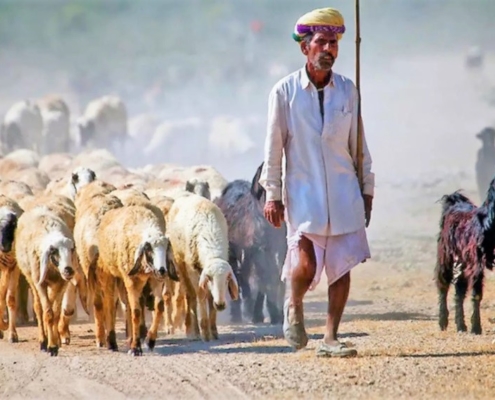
xmin=270 ymin=68 xmax=304 ymax=93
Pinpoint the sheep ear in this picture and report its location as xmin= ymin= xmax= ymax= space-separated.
xmin=185 ymin=181 xmax=194 ymax=192
xmin=39 ymin=245 xmax=51 ymax=285
xmin=129 ymin=242 xmax=145 ymax=276
xmin=228 ymin=271 xmax=239 ymax=301
xmin=199 ymin=271 xmax=209 ymax=291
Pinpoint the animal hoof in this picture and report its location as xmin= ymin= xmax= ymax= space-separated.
xmin=146 ymin=338 xmax=156 ymax=351
xmin=9 ymin=334 xmax=19 ymax=343
xmin=128 ymin=347 xmax=143 ymax=356
xmin=456 ymin=324 xmax=467 ymax=332
xmin=62 ymin=337 xmax=70 ymax=345
xmin=40 ymin=340 xmax=48 ymax=352
xmin=48 ymin=346 xmax=59 ymax=356
xmin=471 ymin=326 xmax=482 ymax=335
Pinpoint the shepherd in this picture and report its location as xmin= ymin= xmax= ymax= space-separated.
xmin=259 ymin=6 xmax=375 ymax=357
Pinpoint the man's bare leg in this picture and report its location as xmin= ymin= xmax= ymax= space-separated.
xmin=283 ymin=236 xmax=316 ymax=349
xmin=317 ymin=272 xmax=357 ymax=357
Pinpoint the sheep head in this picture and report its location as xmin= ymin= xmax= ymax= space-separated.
xmin=0 ymin=208 xmax=17 ymax=253
xmin=39 ymin=232 xmax=75 ymax=285
xmin=129 ymin=234 xmax=178 ymax=281
xmin=199 ymin=259 xmax=239 ymax=311
xmin=69 ymin=167 xmax=96 ymax=200
xmin=185 ymin=179 xmax=211 ymax=200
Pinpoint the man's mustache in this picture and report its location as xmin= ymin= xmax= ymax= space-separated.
xmin=318 ymin=53 xmax=335 ymax=62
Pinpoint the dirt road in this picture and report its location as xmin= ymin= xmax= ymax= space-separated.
xmin=1 ymin=171 xmax=495 ymax=400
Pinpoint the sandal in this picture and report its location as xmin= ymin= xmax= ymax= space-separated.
xmin=283 ymin=298 xmax=308 ymax=350
xmin=315 ymin=341 xmax=358 ymax=358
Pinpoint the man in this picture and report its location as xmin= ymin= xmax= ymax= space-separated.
xmin=259 ymin=7 xmax=374 ymax=357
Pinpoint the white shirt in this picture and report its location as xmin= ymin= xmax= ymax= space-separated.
xmin=259 ymin=67 xmax=375 ymax=236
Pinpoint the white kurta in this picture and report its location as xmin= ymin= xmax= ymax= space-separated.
xmin=259 ymin=67 xmax=375 ymax=287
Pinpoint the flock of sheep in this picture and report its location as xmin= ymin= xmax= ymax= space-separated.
xmin=0 ymin=139 xmax=285 ymax=356
xmin=0 ymin=93 xmax=261 ymax=171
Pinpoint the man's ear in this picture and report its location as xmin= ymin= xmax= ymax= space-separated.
xmin=300 ymin=41 xmax=309 ymax=55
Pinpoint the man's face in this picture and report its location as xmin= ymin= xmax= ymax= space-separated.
xmin=301 ymin=31 xmax=339 ymax=71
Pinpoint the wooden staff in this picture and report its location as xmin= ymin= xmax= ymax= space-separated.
xmin=355 ymin=0 xmax=364 ymax=193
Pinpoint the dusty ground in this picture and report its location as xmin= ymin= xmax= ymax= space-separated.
xmin=1 ymin=171 xmax=495 ymax=400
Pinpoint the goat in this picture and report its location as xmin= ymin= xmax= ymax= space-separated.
xmin=435 ymin=178 xmax=495 ymax=335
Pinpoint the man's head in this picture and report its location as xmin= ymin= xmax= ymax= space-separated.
xmin=301 ymin=31 xmax=338 ymax=71
xmin=292 ymin=7 xmax=345 ymax=71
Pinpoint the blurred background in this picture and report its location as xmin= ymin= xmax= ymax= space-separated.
xmin=0 ymin=0 xmax=494 ymax=186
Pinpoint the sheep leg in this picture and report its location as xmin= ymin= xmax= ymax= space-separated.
xmin=0 ymin=267 xmax=10 ymax=331
xmin=16 ymin=274 xmax=30 ymax=325
xmin=35 ymin=283 xmax=58 ymax=356
xmin=58 ymin=282 xmax=77 ymax=345
xmin=30 ymin=285 xmax=47 ymax=351
xmin=454 ymin=275 xmax=468 ymax=333
xmin=139 ymin=295 xmax=147 ymax=340
xmin=124 ymin=278 xmax=147 ymax=356
xmin=180 ymin=270 xmax=200 ymax=340
xmin=207 ymin=293 xmax=218 ymax=340
xmin=101 ymin=274 xmax=118 ymax=351
xmin=198 ymin=295 xmax=211 ymax=341
xmin=228 ymin=251 xmax=243 ymax=323
xmin=146 ymin=280 xmax=164 ymax=350
xmin=6 ymin=267 xmax=20 ymax=342
xmin=50 ymin=287 xmax=65 ymax=350
xmin=162 ymin=278 xmax=174 ymax=334
xmin=93 ymin=288 xmax=106 ymax=348
xmin=470 ymin=273 xmax=483 ymax=335
xmin=172 ymin=282 xmax=186 ymax=333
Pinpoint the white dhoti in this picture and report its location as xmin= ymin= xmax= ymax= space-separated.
xmin=281 ymin=222 xmax=371 ymax=290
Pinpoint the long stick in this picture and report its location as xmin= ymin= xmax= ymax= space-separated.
xmin=355 ymin=0 xmax=364 ymax=193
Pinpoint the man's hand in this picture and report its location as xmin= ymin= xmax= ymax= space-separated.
xmin=363 ymin=194 xmax=373 ymax=228
xmin=264 ymin=200 xmax=285 ymax=228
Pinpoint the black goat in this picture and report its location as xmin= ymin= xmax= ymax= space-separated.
xmin=435 ymin=177 xmax=495 ymax=335
xmin=215 ymin=162 xmax=287 ymax=324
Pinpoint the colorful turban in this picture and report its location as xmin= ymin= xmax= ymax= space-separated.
xmin=292 ymin=7 xmax=345 ymax=42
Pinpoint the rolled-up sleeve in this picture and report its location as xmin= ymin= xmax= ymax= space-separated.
xmin=349 ymin=84 xmax=375 ymax=197
xmin=259 ymin=84 xmax=288 ymax=201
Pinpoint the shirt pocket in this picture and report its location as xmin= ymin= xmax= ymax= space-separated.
xmin=324 ymin=108 xmax=353 ymax=141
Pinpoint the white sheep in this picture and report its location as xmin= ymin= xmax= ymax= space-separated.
xmin=0 ymin=100 xmax=43 ymax=153
xmin=44 ymin=167 xmax=96 ymax=201
xmin=167 ymin=194 xmax=239 ymax=341
xmin=0 ymin=195 xmax=23 ymax=343
xmin=37 ymin=95 xmax=71 ymax=155
xmin=96 ymin=204 xmax=178 ymax=355
xmin=14 ymin=206 xmax=78 ymax=356
xmin=76 ymin=95 xmax=128 ymax=153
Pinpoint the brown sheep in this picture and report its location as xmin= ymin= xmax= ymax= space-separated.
xmin=15 ymin=206 xmax=78 ymax=356
xmin=0 ymin=195 xmax=23 ymax=342
xmin=96 ymin=205 xmax=178 ymax=355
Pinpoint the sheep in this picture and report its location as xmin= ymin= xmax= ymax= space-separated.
xmin=167 ymin=194 xmax=239 ymax=341
xmin=0 ymin=100 xmax=43 ymax=153
xmin=15 ymin=206 xmax=78 ymax=356
xmin=185 ymin=179 xmax=211 ymax=200
xmin=96 ymin=205 xmax=178 ymax=355
xmin=215 ymin=166 xmax=286 ymax=325
xmin=0 ymin=180 xmax=34 ymax=203
xmin=435 ymin=177 xmax=495 ymax=335
xmin=475 ymin=127 xmax=495 ymax=203
xmin=0 ymin=195 xmax=23 ymax=342
xmin=4 ymin=149 xmax=40 ymax=168
xmin=38 ymin=153 xmax=73 ymax=180
xmin=44 ymin=167 xmax=96 ymax=201
xmin=8 ymin=168 xmax=50 ymax=194
xmin=18 ymin=192 xmax=88 ymax=344
xmin=76 ymin=95 xmax=128 ymax=153
xmin=37 ymin=95 xmax=71 ymax=155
